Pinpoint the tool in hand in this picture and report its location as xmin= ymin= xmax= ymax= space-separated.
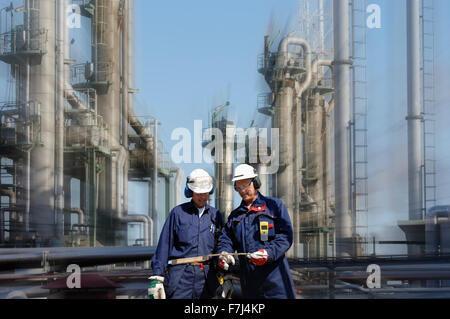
xmin=168 ymin=253 xmax=250 ymax=266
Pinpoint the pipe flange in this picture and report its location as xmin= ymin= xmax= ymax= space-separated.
xmin=332 ymin=59 xmax=353 ymax=66
xmin=405 ymin=115 xmax=424 ymax=121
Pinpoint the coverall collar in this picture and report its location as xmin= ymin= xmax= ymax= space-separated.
xmin=188 ymin=200 xmax=212 ymax=216
xmin=238 ymin=192 xmax=266 ymax=213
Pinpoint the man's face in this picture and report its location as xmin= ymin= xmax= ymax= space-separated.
xmin=192 ymin=192 xmax=209 ymax=208
xmin=235 ymin=178 xmax=258 ymax=204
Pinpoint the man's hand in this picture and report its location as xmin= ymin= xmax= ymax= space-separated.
xmin=218 ymin=251 xmax=235 ymax=271
xmin=247 ymin=249 xmax=269 ymax=266
xmin=148 ymin=276 xmax=166 ymax=299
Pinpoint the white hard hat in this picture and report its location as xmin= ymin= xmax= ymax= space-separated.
xmin=232 ymin=164 xmax=258 ymax=182
xmin=186 ymin=169 xmax=214 ymax=194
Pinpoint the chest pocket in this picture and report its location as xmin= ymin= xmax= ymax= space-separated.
xmin=230 ymin=218 xmax=244 ymax=242
xmin=255 ymin=213 xmax=276 ymax=242
xmin=175 ymin=218 xmax=195 ymax=244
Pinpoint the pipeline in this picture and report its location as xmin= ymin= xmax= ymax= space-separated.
xmin=115 ymin=147 xmax=153 ymax=247
xmin=0 ymin=246 xmax=156 ymax=271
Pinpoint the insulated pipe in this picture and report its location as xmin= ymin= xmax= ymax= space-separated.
xmin=273 ymin=82 xmax=295 ymax=256
xmin=123 ymin=0 xmax=138 ymax=225
xmin=306 ymin=58 xmax=333 ymax=258
xmin=333 ymin=0 xmax=353 ymax=257
xmin=152 ymin=121 xmax=159 ymax=244
xmin=277 ymin=36 xmax=313 ymax=95
xmin=24 ymin=84 xmax=31 ymax=235
xmin=29 ymin=0 xmax=57 ymax=244
xmin=170 ymin=167 xmax=183 ymax=206
xmin=23 ymin=0 xmax=31 ymax=235
xmin=121 ymin=0 xmax=130 ymax=238
xmin=55 ymin=0 xmax=67 ymax=243
xmin=64 ymin=88 xmax=89 ymax=111
xmin=122 ymin=0 xmax=129 ymax=151
xmin=312 ymin=59 xmax=333 ymax=86
xmin=115 ymin=148 xmax=153 ymax=247
xmin=406 ymin=0 xmax=423 ymax=256
xmin=122 ymin=0 xmax=153 ymax=155
xmin=276 ymin=35 xmax=312 ymax=258
xmin=0 ymin=246 xmax=157 ymax=271
xmin=323 ymin=99 xmax=333 ymax=257
xmin=128 ymin=109 xmax=153 ymax=151
xmin=216 ymin=122 xmax=235 ymax=219
xmin=68 ymin=208 xmax=86 ymax=226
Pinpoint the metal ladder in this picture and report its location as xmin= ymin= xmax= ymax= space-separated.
xmin=350 ymin=0 xmax=369 ymax=256
xmin=421 ymin=0 xmax=436 ymax=216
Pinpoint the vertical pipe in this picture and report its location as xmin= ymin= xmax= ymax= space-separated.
xmin=170 ymin=168 xmax=183 ymax=207
xmin=274 ymin=84 xmax=295 ymax=257
xmin=122 ymin=1 xmax=128 ymax=150
xmin=293 ymin=95 xmax=302 ymax=259
xmin=152 ymin=121 xmax=158 ymax=244
xmin=333 ymin=0 xmax=353 ymax=257
xmin=124 ymin=0 xmax=135 ymax=220
xmin=88 ymin=149 xmax=97 ymax=246
xmin=30 ymin=0 xmax=56 ymax=245
xmin=223 ymin=123 xmax=235 ymax=218
xmin=63 ymin=175 xmax=71 ymax=236
xmin=406 ymin=0 xmax=423 ymax=247
xmin=23 ymin=0 xmax=31 ymax=235
xmin=54 ymin=0 xmax=66 ymax=244
xmin=276 ymin=36 xmax=312 ymax=258
xmin=121 ymin=0 xmax=130 ymax=226
xmin=93 ymin=0 xmax=121 ymax=229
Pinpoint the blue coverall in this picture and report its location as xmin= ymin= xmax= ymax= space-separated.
xmin=216 ymin=193 xmax=296 ymax=299
xmin=151 ymin=201 xmax=223 ymax=299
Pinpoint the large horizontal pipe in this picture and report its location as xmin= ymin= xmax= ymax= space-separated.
xmin=0 ymin=246 xmax=154 ymax=255
xmin=0 ymin=246 xmax=156 ymax=271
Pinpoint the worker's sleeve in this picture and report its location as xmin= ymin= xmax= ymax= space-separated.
xmin=264 ymin=200 xmax=294 ymax=263
xmin=151 ymin=209 xmax=175 ymax=276
xmin=215 ymin=217 xmax=235 ymax=254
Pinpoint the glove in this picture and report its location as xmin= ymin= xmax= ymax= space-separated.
xmin=217 ymin=273 xmax=234 ymax=299
xmin=148 ymin=276 xmax=166 ymax=299
xmin=247 ymin=249 xmax=268 ymax=266
xmin=218 ymin=251 xmax=235 ymax=271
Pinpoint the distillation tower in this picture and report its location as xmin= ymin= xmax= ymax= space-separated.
xmin=256 ymin=0 xmax=369 ymax=259
xmin=0 ymin=0 xmax=176 ymax=248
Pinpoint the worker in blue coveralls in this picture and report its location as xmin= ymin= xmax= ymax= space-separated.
xmin=216 ymin=164 xmax=296 ymax=299
xmin=148 ymin=169 xmax=224 ymax=299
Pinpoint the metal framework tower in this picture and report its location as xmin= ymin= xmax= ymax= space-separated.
xmin=298 ymin=0 xmax=333 ymax=58
xmin=350 ymin=0 xmax=369 ymax=256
